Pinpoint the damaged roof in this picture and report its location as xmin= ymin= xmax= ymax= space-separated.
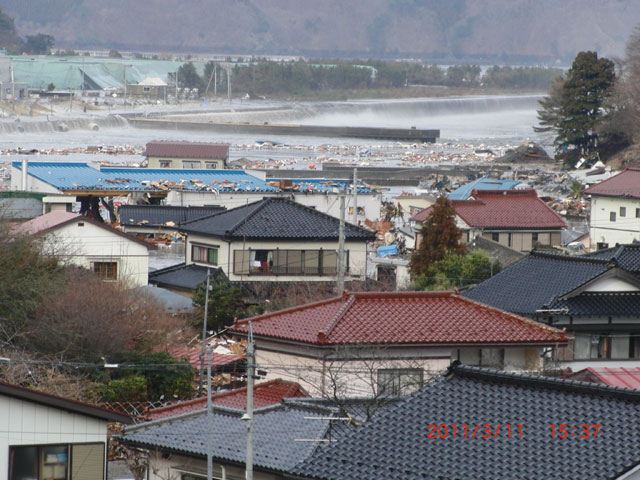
xmin=12 ymin=162 xmax=279 ymax=193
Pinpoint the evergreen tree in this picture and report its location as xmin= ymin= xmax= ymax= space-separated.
xmin=409 ymin=196 xmax=467 ymax=277
xmin=536 ymin=51 xmax=616 ymax=166
xmin=177 ymin=62 xmax=204 ymax=91
xmin=192 ymin=275 xmax=243 ymax=331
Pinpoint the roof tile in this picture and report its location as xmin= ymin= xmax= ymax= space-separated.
xmin=145 ymin=141 xmax=229 ymax=160
xmin=231 ymin=291 xmax=569 ymax=345
xmin=146 ymin=379 xmax=307 ymax=420
xmin=411 ymin=190 xmax=566 ymax=229
xmin=583 ymin=168 xmax=640 ymax=198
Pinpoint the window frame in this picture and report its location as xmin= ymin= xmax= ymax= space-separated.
xmin=620 ymin=206 xmax=627 ymax=217
xmin=610 ymin=211 xmax=617 ymax=222
xmin=232 ymin=248 xmax=346 ymax=276
xmin=158 ymin=160 xmax=172 ymax=168
xmin=191 ymin=244 xmax=219 ymax=266
xmin=377 ymin=368 xmax=424 ymax=396
xmin=92 ymin=261 xmax=118 ymax=280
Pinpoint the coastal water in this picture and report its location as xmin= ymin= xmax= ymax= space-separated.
xmin=0 ymin=94 xmax=548 ymax=167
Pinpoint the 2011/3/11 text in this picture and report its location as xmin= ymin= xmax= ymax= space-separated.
xmin=427 ymin=424 xmax=522 ymax=439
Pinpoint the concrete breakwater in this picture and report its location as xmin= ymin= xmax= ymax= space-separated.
xmin=0 ymin=115 xmax=128 ymax=134
xmin=128 ymin=117 xmax=440 ymax=142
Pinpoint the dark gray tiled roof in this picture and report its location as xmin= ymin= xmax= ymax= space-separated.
xmin=298 ymin=363 xmax=640 ymax=480
xmin=119 ymin=205 xmax=225 ymax=227
xmin=549 ymin=292 xmax=640 ymax=316
xmin=118 ymin=403 xmax=337 ymax=473
xmin=149 ymin=263 xmax=226 ymax=291
xmin=463 ymin=251 xmax=610 ymax=315
xmin=180 ymin=198 xmax=375 ymax=241
xmin=585 ymin=244 xmax=640 ymax=274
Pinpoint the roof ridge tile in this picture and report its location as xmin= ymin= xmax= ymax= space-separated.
xmin=449 ymin=361 xmax=640 ymax=401
xmin=318 ymin=292 xmax=356 ymax=342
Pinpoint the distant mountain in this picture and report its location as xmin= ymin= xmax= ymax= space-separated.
xmin=1 ymin=0 xmax=638 ymax=63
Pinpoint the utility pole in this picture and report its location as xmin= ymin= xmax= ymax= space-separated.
xmin=337 ymin=193 xmax=346 ymax=295
xmin=199 ymin=268 xmax=212 ymax=396
xmin=244 ymin=322 xmax=254 ymax=480
xmin=204 ymin=62 xmax=216 ymax=98
xmin=352 ymin=167 xmax=358 ymax=225
xmin=206 ymin=345 xmax=213 ymax=480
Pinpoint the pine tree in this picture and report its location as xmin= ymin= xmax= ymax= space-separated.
xmin=409 ymin=196 xmax=467 ymax=277
xmin=536 ymin=51 xmax=616 ymax=166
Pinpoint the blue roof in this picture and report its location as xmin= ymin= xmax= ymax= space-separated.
xmin=447 ymin=177 xmax=521 ymax=200
xmin=14 ymin=162 xmax=279 ymax=193
xmin=272 ymin=178 xmax=375 ymax=194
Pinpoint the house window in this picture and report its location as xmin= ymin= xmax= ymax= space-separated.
xmin=143 ymin=86 xmax=151 ymax=92
xmin=377 ymin=368 xmax=424 ymax=396
xmin=532 ymin=232 xmax=538 ymax=244
xmin=620 ymin=206 xmax=627 ymax=217
xmin=205 ymin=161 xmax=219 ymax=169
xmin=507 ymin=233 xmax=512 ymax=248
xmin=636 ymin=208 xmax=640 ymax=218
xmin=491 ymin=232 xmax=499 ymax=242
xmin=183 ymin=160 xmax=201 ymax=169
xmin=159 ymin=160 xmax=172 ymax=168
xmin=610 ymin=212 xmax=616 ymax=222
xmin=92 ymin=261 xmax=117 ymax=280
xmin=10 ymin=443 xmax=105 ymax=480
xmin=192 ymin=245 xmax=218 ymax=265
xmin=233 ymin=249 xmax=344 ymax=276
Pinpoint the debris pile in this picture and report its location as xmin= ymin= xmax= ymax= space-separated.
xmin=495 ymin=142 xmax=554 ymax=164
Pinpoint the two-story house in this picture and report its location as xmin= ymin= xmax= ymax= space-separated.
xmin=145 ymin=141 xmax=230 ymax=169
xmin=463 ymin=245 xmax=640 ymax=368
xmin=230 ymin=290 xmax=569 ymax=397
xmin=410 ymin=190 xmax=566 ymax=253
xmin=178 ymin=197 xmax=375 ymax=284
xmin=583 ymin=168 xmax=640 ymax=250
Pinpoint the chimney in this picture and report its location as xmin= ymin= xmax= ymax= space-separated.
xmin=21 ymin=157 xmax=28 ymax=191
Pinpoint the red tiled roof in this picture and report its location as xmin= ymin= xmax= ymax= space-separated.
xmin=145 ymin=141 xmax=229 ymax=160
xmin=146 ymin=379 xmax=307 ymax=420
xmin=583 ymin=168 xmax=640 ymax=198
xmin=410 ymin=190 xmax=566 ymax=229
xmin=230 ymin=291 xmax=569 ymax=346
xmin=163 ymin=345 xmax=245 ymax=369
xmin=568 ymin=367 xmax=640 ymax=390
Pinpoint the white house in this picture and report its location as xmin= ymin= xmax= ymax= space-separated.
xmin=0 ymin=380 xmax=129 ymax=480
xmin=14 ymin=211 xmax=154 ymax=287
xmin=179 ymin=197 xmax=375 ymax=283
xmin=583 ymin=168 xmax=640 ymax=250
xmin=230 ymin=291 xmax=569 ymax=397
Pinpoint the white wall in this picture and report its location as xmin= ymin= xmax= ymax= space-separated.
xmin=11 ymin=166 xmax=61 ymax=194
xmin=166 ymin=190 xmax=382 ymax=222
xmin=255 ymin=345 xmax=543 ymax=397
xmin=44 ymin=220 xmax=150 ymax=287
xmin=186 ymin=234 xmax=368 ymax=283
xmin=590 ymin=195 xmax=640 ymax=248
xmin=0 ymin=395 xmax=107 ymax=475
